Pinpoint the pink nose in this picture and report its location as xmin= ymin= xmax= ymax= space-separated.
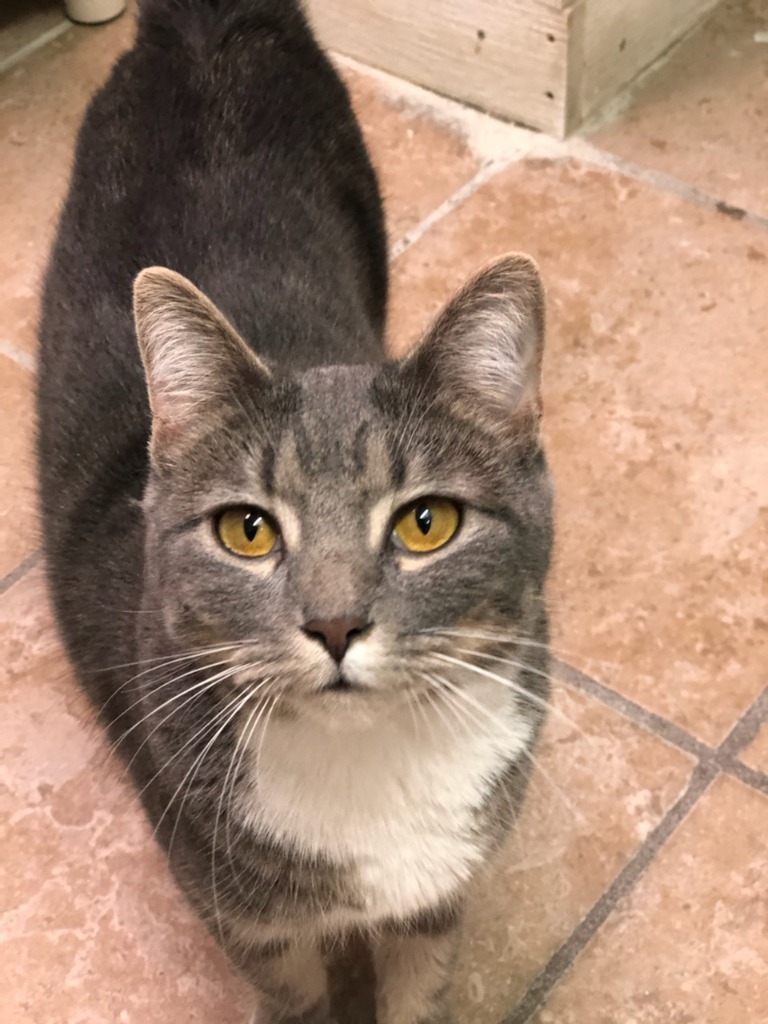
xmin=302 ymin=616 xmax=370 ymax=663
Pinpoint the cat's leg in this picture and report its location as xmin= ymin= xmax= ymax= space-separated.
xmin=374 ymin=910 xmax=462 ymax=1024
xmin=238 ymin=940 xmax=333 ymax=1024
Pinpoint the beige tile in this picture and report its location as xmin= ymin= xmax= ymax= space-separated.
xmin=530 ymin=774 xmax=768 ymax=1024
xmin=0 ymin=1 xmax=65 ymax=69
xmin=0 ymin=13 xmax=137 ymax=356
xmin=740 ymin=719 xmax=768 ymax=774
xmin=0 ymin=567 xmax=252 ymax=1024
xmin=0 ymin=356 xmax=37 ymax=579
xmin=388 ymin=158 xmax=768 ymax=745
xmin=452 ymin=673 xmax=694 ymax=1022
xmin=341 ymin=67 xmax=481 ymax=246
xmin=590 ymin=0 xmax=768 ymax=220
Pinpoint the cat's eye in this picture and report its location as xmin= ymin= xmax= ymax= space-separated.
xmin=392 ymin=497 xmax=460 ymax=554
xmin=216 ymin=507 xmax=280 ymax=558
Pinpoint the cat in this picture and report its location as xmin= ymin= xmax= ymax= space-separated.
xmin=35 ymin=1 xmax=554 ymax=1022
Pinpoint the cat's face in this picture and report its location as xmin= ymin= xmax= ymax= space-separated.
xmin=136 ymin=257 xmax=553 ymax=730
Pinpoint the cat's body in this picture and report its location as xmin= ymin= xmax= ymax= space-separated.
xmin=36 ymin=2 xmax=553 ymax=1022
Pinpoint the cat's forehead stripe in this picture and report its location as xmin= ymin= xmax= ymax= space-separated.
xmin=272 ymin=429 xmax=304 ymax=496
xmin=272 ymin=376 xmax=394 ymax=494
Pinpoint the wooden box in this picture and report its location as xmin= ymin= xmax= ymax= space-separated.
xmin=305 ymin=0 xmax=721 ymax=137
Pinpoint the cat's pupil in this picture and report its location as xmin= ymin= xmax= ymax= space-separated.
xmin=415 ymin=504 xmax=432 ymax=535
xmin=243 ymin=511 xmax=262 ymax=542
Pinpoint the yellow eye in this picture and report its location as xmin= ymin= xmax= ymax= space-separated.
xmin=393 ymin=498 xmax=460 ymax=554
xmin=216 ymin=507 xmax=279 ymax=558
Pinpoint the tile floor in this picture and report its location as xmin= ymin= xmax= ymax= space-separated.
xmin=1 ymin=2 xmax=766 ymax=1023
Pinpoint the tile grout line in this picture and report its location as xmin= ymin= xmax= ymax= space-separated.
xmin=714 ymin=687 xmax=768 ymax=796
xmin=0 ymin=338 xmax=37 ymax=373
xmin=501 ymin=761 xmax=719 ymax=1024
xmin=553 ymin=658 xmax=712 ymax=761
xmin=502 ymin=671 xmax=768 ymax=1019
xmin=0 ymin=19 xmax=71 ymax=77
xmin=0 ymin=550 xmax=40 ymax=597
xmin=388 ymin=158 xmax=512 ymax=262
xmin=558 ymin=140 xmax=768 ymax=232
xmin=336 ymin=53 xmax=768 ymax=233
xmin=556 ymin=659 xmax=768 ymax=794
xmin=724 ymin=757 xmax=768 ymax=797
xmin=716 ymin=686 xmax=768 ymax=759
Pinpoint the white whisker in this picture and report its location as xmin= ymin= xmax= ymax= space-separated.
xmin=423 ymin=678 xmax=482 ymax=741
xmin=425 ymin=674 xmax=581 ymax=823
xmin=214 ymin=687 xmax=276 ymax=926
xmin=431 ymin=651 xmax=595 ymax=746
xmin=95 ymin=640 xmax=266 ymax=724
xmin=131 ymin=673 xmax=247 ymax=811
xmin=159 ymin=685 xmax=259 ymax=855
xmin=432 ymin=652 xmax=550 ymax=716
xmin=117 ymin=661 xmax=250 ymax=771
xmin=110 ymin=657 xmax=235 ymax=733
xmin=419 ymin=626 xmax=591 ymax=668
xmin=424 ymin=671 xmax=502 ymax=735
xmin=517 ymin=748 xmax=583 ymax=823
xmin=254 ymin=693 xmax=281 ymax=772
xmin=444 ymin=648 xmax=594 ymax=745
xmin=454 ymin=646 xmax=552 ymax=685
xmin=96 ymin=639 xmax=258 ymax=683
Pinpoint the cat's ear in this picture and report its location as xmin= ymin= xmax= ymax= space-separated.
xmin=402 ymin=254 xmax=545 ymax=439
xmin=133 ymin=267 xmax=270 ymax=456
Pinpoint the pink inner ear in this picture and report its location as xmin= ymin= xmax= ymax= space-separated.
xmin=134 ymin=269 xmax=272 ymax=461
xmin=401 ymin=257 xmax=545 ymax=439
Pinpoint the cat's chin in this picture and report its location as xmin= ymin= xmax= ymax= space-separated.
xmin=285 ymin=685 xmax=409 ymax=733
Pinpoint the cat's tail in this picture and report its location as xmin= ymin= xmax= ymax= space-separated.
xmin=135 ymin=0 xmax=310 ymax=52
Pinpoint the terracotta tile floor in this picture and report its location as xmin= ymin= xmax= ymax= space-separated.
xmin=1 ymin=3 xmax=766 ymax=1023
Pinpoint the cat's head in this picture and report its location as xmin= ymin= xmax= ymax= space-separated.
xmin=133 ymin=256 xmax=553 ymax=731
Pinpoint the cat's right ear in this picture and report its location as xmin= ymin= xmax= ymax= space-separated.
xmin=400 ymin=254 xmax=546 ymax=443
xmin=133 ymin=267 xmax=271 ymax=459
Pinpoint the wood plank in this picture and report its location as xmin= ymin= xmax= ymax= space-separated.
xmin=307 ymin=0 xmax=723 ymax=137
xmin=306 ymin=0 xmax=573 ymax=136
xmin=579 ymin=0 xmax=721 ymax=119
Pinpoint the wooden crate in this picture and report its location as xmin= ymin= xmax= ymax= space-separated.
xmin=305 ymin=0 xmax=721 ymax=137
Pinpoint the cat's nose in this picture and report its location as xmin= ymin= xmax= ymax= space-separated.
xmin=302 ymin=616 xmax=371 ymax=663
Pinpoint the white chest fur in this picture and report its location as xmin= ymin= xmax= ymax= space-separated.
xmin=243 ymin=698 xmax=532 ymax=925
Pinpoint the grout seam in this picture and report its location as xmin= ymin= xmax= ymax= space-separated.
xmin=509 ymin=672 xmax=768 ymax=1019
xmin=389 ymin=159 xmax=510 ymax=261
xmin=0 ymin=19 xmax=71 ymax=77
xmin=553 ymin=658 xmax=713 ymax=761
xmin=335 ymin=53 xmax=768 ymax=233
xmin=502 ymin=761 xmax=719 ymax=1024
xmin=0 ymin=338 xmax=37 ymax=373
xmin=715 ymin=687 xmax=768 ymax=759
xmin=0 ymin=550 xmax=40 ymax=597
xmin=555 ymin=140 xmax=768 ymax=232
xmin=722 ymin=757 xmax=768 ymax=797
xmin=556 ymin=660 xmax=768 ymax=794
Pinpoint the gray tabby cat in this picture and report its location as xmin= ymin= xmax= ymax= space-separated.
xmin=36 ymin=1 xmax=553 ymax=1022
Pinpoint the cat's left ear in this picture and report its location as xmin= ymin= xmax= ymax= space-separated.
xmin=133 ymin=267 xmax=271 ymax=458
xmin=402 ymin=254 xmax=545 ymax=439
